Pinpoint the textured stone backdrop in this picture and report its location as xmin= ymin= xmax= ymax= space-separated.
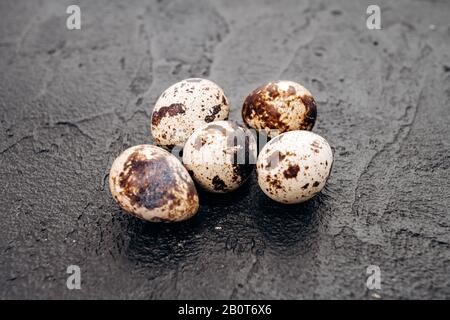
xmin=0 ymin=0 xmax=449 ymax=299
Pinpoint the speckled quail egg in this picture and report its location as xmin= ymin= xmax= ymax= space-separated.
xmin=151 ymin=78 xmax=230 ymax=149
xmin=242 ymin=80 xmax=317 ymax=138
xmin=109 ymin=145 xmax=199 ymax=222
xmin=256 ymin=131 xmax=332 ymax=204
xmin=183 ymin=121 xmax=257 ymax=193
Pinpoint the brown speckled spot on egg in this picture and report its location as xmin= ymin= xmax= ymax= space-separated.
xmin=300 ymin=94 xmax=317 ymax=130
xmin=242 ymin=86 xmax=288 ymax=132
xmin=204 ymin=104 xmax=222 ymax=122
xmin=287 ymin=85 xmax=296 ymax=95
xmin=118 ymin=152 xmax=179 ymax=211
xmin=266 ymin=82 xmax=280 ymax=99
xmin=311 ymin=140 xmax=322 ymax=149
xmin=310 ymin=139 xmax=321 ymax=153
xmin=212 ymin=175 xmax=226 ymax=191
xmin=313 ymin=181 xmax=320 ymax=187
xmin=283 ymin=165 xmax=300 ymax=179
xmin=265 ymin=175 xmax=283 ymax=190
xmin=152 ymin=103 xmax=186 ymax=126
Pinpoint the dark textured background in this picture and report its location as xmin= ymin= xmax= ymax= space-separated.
xmin=0 ymin=0 xmax=449 ymax=299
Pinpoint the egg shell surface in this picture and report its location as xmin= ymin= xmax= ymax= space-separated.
xmin=256 ymin=131 xmax=332 ymax=204
xmin=151 ymin=78 xmax=230 ymax=149
xmin=183 ymin=121 xmax=257 ymax=193
xmin=109 ymin=144 xmax=199 ymax=222
xmin=242 ymin=80 xmax=317 ymax=137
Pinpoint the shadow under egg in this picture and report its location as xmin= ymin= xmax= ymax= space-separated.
xmin=251 ymin=192 xmax=329 ymax=250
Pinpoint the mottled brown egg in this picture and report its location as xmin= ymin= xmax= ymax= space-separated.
xmin=109 ymin=145 xmax=199 ymax=222
xmin=151 ymin=78 xmax=230 ymax=149
xmin=242 ymin=80 xmax=317 ymax=137
xmin=183 ymin=121 xmax=257 ymax=193
xmin=256 ymin=131 xmax=333 ymax=204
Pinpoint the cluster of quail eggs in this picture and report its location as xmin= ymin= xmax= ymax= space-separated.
xmin=109 ymin=78 xmax=333 ymax=222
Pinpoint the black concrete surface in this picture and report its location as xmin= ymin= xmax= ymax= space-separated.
xmin=0 ymin=0 xmax=449 ymax=299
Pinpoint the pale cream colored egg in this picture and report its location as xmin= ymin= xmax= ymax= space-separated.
xmin=109 ymin=145 xmax=199 ymax=222
xmin=256 ymin=131 xmax=332 ymax=204
xmin=151 ymin=78 xmax=230 ymax=149
xmin=183 ymin=121 xmax=257 ymax=193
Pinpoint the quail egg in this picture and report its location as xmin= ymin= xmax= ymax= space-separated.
xmin=256 ymin=131 xmax=332 ymax=204
xmin=242 ymin=80 xmax=317 ymax=137
xmin=109 ymin=145 xmax=199 ymax=222
xmin=183 ymin=121 xmax=257 ymax=193
xmin=151 ymin=78 xmax=230 ymax=149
